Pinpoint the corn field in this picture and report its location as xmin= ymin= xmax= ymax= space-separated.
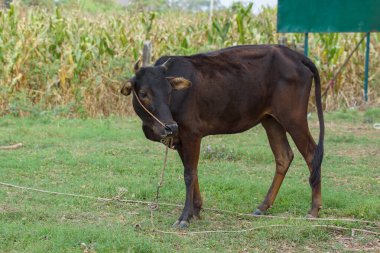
xmin=0 ymin=4 xmax=379 ymax=117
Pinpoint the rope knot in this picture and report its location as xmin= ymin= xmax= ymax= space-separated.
xmin=150 ymin=203 xmax=159 ymax=211
xmin=160 ymin=137 xmax=173 ymax=149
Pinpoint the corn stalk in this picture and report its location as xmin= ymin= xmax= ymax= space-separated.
xmin=0 ymin=5 xmax=378 ymax=117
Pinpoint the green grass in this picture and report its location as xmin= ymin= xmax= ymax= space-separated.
xmin=0 ymin=110 xmax=379 ymax=252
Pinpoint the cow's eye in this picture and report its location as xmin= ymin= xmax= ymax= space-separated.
xmin=139 ymin=90 xmax=148 ymax=98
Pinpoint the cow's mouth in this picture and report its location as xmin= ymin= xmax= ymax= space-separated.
xmin=142 ymin=122 xmax=179 ymax=149
xmin=159 ymin=123 xmax=179 ymax=149
xmin=160 ymin=137 xmax=176 ymax=149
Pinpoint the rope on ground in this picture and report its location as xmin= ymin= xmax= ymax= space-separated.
xmin=153 ymin=224 xmax=380 ymax=236
xmin=1 ymin=181 xmax=379 ymax=228
xmin=0 ymin=143 xmax=23 ymax=150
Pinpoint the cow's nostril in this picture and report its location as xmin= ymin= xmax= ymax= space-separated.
xmin=165 ymin=123 xmax=178 ymax=136
xmin=164 ymin=125 xmax=173 ymax=135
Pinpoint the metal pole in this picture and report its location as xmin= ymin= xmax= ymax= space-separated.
xmin=304 ymin=32 xmax=309 ymax=57
xmin=142 ymin=41 xmax=152 ymax=67
xmin=364 ymin=32 xmax=370 ymax=102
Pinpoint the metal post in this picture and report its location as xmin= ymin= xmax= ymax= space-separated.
xmin=364 ymin=32 xmax=370 ymax=102
xmin=142 ymin=41 xmax=152 ymax=67
xmin=209 ymin=0 xmax=214 ymax=27
xmin=304 ymin=32 xmax=309 ymax=57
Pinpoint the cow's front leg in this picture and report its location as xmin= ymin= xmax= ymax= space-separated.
xmin=173 ymin=136 xmax=201 ymax=228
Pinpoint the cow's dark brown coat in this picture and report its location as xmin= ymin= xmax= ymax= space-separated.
xmin=121 ymin=45 xmax=325 ymax=228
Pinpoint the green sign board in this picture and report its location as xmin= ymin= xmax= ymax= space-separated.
xmin=277 ymin=0 xmax=380 ymax=33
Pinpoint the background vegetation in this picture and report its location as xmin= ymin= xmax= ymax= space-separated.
xmin=0 ymin=0 xmax=379 ymax=118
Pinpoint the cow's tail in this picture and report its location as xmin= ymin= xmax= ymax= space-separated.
xmin=302 ymin=58 xmax=325 ymax=188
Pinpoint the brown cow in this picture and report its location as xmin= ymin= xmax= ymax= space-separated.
xmin=121 ymin=45 xmax=324 ymax=228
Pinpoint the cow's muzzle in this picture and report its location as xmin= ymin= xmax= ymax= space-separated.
xmin=160 ymin=123 xmax=178 ymax=149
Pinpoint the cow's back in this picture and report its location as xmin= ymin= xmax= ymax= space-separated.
xmin=156 ymin=45 xmax=313 ymax=136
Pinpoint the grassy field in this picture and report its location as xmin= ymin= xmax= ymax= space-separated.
xmin=0 ymin=109 xmax=379 ymax=252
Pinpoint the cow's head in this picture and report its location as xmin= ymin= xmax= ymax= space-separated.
xmin=121 ymin=59 xmax=191 ymax=147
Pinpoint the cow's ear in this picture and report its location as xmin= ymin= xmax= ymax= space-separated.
xmin=121 ymin=81 xmax=133 ymax=96
xmin=166 ymin=77 xmax=192 ymax=90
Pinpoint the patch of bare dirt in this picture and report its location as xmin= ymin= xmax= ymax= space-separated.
xmin=0 ymin=204 xmax=18 ymax=213
xmin=325 ymin=121 xmax=380 ymax=138
xmin=335 ymin=147 xmax=380 ymax=159
xmin=334 ymin=234 xmax=380 ymax=252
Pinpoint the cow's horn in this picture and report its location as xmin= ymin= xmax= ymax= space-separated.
xmin=134 ymin=59 xmax=141 ymax=74
xmin=161 ymin=58 xmax=171 ymax=71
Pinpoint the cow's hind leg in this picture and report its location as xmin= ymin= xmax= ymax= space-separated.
xmin=192 ymin=176 xmax=202 ymax=219
xmin=254 ymin=116 xmax=294 ymax=215
xmin=286 ymin=119 xmax=322 ymax=217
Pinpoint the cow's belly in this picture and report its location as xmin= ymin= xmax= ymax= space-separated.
xmin=199 ymin=96 xmax=267 ymax=136
xmin=209 ymin=120 xmax=262 ymax=135
xmin=193 ymin=71 xmax=270 ymax=136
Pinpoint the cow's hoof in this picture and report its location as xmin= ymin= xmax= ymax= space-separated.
xmin=179 ymin=220 xmax=190 ymax=229
xmin=307 ymin=208 xmax=320 ymax=218
xmin=305 ymin=213 xmax=317 ymax=219
xmin=172 ymin=220 xmax=189 ymax=228
xmin=253 ymin=208 xmax=265 ymax=216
